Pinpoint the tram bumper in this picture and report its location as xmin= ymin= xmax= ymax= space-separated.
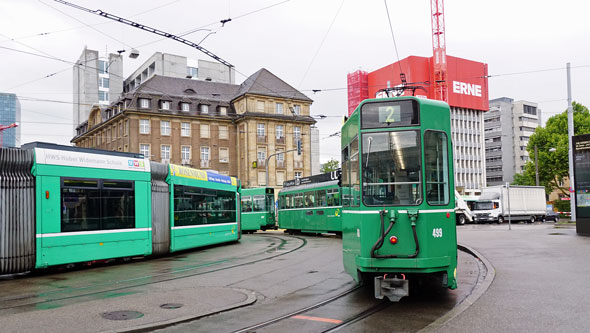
xmin=375 ymin=276 xmax=409 ymax=302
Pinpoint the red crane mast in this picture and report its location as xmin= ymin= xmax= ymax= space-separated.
xmin=0 ymin=123 xmax=18 ymax=147
xmin=431 ymin=0 xmax=448 ymax=102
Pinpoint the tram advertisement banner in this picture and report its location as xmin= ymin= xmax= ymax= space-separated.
xmin=169 ymin=164 xmax=237 ymax=186
xmin=283 ymin=170 xmax=341 ymax=188
xmin=34 ymin=148 xmax=150 ymax=172
xmin=573 ymin=134 xmax=590 ymax=234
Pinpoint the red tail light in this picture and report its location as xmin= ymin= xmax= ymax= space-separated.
xmin=389 ymin=236 xmax=398 ymax=244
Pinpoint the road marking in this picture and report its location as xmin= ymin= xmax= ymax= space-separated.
xmin=292 ymin=315 xmax=343 ymax=324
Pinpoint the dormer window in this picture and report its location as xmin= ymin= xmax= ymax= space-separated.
xmin=219 ymin=106 xmax=227 ymax=116
xmin=181 ymin=102 xmax=190 ymax=112
xmin=200 ymin=104 xmax=209 ymax=114
xmin=161 ymin=100 xmax=170 ymax=110
xmin=139 ymin=98 xmax=149 ymax=108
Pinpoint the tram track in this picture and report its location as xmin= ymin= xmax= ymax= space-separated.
xmin=0 ymin=233 xmax=307 ymax=313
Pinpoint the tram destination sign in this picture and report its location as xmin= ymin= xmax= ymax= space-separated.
xmin=34 ymin=148 xmax=150 ymax=172
xmin=283 ymin=170 xmax=341 ymax=188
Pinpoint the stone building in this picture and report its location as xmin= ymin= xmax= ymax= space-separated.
xmin=72 ymin=68 xmax=315 ymax=190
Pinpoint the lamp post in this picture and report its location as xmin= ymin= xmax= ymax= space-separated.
xmin=534 ymin=146 xmax=556 ymax=187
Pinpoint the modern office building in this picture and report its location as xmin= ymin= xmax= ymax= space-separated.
xmin=72 ymin=68 xmax=316 ymax=191
xmin=0 ymin=93 xmax=21 ymax=147
xmin=73 ymin=48 xmax=123 ymax=132
xmin=485 ymin=97 xmax=542 ymax=185
xmin=351 ymin=55 xmax=489 ymax=195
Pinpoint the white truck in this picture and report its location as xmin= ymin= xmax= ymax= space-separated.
xmin=472 ymin=185 xmax=547 ymax=224
xmin=455 ymin=190 xmax=474 ymax=225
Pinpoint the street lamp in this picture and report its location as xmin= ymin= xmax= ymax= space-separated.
xmin=534 ymin=146 xmax=556 ymax=186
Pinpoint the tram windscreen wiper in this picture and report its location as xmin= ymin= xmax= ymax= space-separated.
xmin=365 ymin=136 xmax=373 ymax=169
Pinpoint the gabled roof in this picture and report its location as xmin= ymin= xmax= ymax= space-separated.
xmin=233 ymin=68 xmax=313 ymax=103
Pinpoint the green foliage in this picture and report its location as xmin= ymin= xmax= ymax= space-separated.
xmin=522 ymin=101 xmax=590 ymax=195
xmin=320 ymin=158 xmax=340 ymax=173
xmin=553 ymin=199 xmax=570 ymax=213
xmin=512 ymin=171 xmax=535 ymax=186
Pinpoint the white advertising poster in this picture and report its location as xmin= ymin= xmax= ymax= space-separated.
xmin=35 ymin=148 xmax=151 ymax=172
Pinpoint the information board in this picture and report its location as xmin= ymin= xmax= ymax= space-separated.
xmin=573 ymin=134 xmax=590 ymax=235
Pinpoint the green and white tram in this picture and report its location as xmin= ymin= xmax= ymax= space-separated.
xmin=278 ymin=171 xmax=342 ymax=234
xmin=241 ymin=187 xmax=276 ymax=232
xmin=341 ymin=97 xmax=457 ymax=301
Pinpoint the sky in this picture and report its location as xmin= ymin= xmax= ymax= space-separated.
xmin=0 ymin=0 xmax=589 ymax=163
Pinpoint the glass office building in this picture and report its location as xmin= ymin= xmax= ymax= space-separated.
xmin=0 ymin=93 xmax=21 ymax=147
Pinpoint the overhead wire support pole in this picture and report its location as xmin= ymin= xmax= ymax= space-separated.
xmin=266 ymin=149 xmax=297 ymax=187
xmin=52 ymin=0 xmax=234 ymax=69
xmin=567 ymin=62 xmax=576 ymax=222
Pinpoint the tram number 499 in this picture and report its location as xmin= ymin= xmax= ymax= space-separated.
xmin=432 ymin=228 xmax=443 ymax=238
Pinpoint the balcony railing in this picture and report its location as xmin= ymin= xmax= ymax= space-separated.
xmin=294 ymin=161 xmax=303 ymax=169
xmin=181 ymin=159 xmax=192 ymax=166
xmin=200 ymin=160 xmax=210 ymax=168
xmin=257 ymin=135 xmax=266 ymax=144
xmin=257 ymin=159 xmax=266 ymax=168
xmin=276 ymin=160 xmax=285 ymax=168
xmin=276 ymin=136 xmax=285 ymax=144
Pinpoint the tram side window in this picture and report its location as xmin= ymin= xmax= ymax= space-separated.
xmin=174 ymin=185 xmax=236 ymax=226
xmin=253 ymin=195 xmax=265 ymax=212
xmin=285 ymin=194 xmax=293 ymax=209
xmin=304 ymin=191 xmax=315 ymax=208
xmin=424 ymin=131 xmax=449 ymax=205
xmin=294 ymin=193 xmax=304 ymax=208
xmin=242 ymin=196 xmax=252 ymax=212
xmin=326 ymin=188 xmax=340 ymax=207
xmin=61 ymin=178 xmax=135 ymax=232
xmin=266 ymin=194 xmax=275 ymax=212
xmin=316 ymin=190 xmax=327 ymax=207
xmin=341 ymin=146 xmax=350 ymax=207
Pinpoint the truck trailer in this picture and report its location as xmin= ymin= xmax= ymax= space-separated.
xmin=472 ymin=185 xmax=546 ymax=223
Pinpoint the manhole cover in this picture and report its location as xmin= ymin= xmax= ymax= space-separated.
xmin=101 ymin=310 xmax=144 ymax=320
xmin=549 ymin=232 xmax=566 ymax=235
xmin=160 ymin=303 xmax=183 ymax=309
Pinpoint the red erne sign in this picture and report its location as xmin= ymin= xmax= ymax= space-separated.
xmin=367 ymin=55 xmax=489 ymax=111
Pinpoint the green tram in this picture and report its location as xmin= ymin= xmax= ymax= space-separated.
xmin=278 ymin=171 xmax=342 ymax=234
xmin=1 ymin=142 xmax=240 ymax=274
xmin=341 ymin=97 xmax=457 ymax=301
xmin=240 ymin=187 xmax=276 ymax=232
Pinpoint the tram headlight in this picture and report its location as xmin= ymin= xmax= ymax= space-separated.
xmin=389 ymin=236 xmax=398 ymax=244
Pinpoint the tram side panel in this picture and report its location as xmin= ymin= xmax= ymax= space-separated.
xmin=32 ymin=147 xmax=152 ymax=268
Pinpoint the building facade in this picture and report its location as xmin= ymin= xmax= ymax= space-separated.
xmin=73 ymin=48 xmax=123 ymax=132
xmin=0 ymin=93 xmax=21 ymax=147
xmin=485 ymin=97 xmax=542 ymax=185
xmin=356 ymin=55 xmax=489 ymax=195
xmin=72 ymin=68 xmax=315 ymax=192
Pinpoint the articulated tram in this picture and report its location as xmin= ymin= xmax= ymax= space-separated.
xmin=241 ymin=187 xmax=276 ymax=232
xmin=341 ymin=97 xmax=457 ymax=301
xmin=0 ymin=142 xmax=240 ymax=275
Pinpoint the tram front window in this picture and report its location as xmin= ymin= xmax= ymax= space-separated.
xmin=362 ymin=131 xmax=421 ymax=206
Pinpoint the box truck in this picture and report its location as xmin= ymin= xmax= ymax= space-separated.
xmin=472 ymin=185 xmax=546 ymax=223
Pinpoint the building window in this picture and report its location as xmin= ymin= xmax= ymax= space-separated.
xmin=257 ymin=149 xmax=266 ymax=165
xmin=161 ymin=145 xmax=171 ymax=161
xmin=219 ymin=125 xmax=228 ymax=139
xmin=257 ymin=123 xmax=265 ymax=136
xmin=200 ymin=124 xmax=210 ymax=138
xmin=219 ymin=147 xmax=229 ymax=163
xmin=119 ymin=121 xmax=123 ymax=138
xmin=181 ymin=122 xmax=191 ymax=137
xmin=276 ymin=125 xmax=284 ymax=139
xmin=257 ymin=101 xmax=265 ymax=112
xmin=187 ymin=66 xmax=198 ymax=78
xmin=219 ymin=106 xmax=227 ymax=116
xmin=140 ymin=144 xmax=150 ymax=157
xmin=98 ymin=91 xmax=109 ymax=102
xmin=161 ymin=100 xmax=170 ymax=110
xmin=98 ymin=60 xmax=108 ymax=74
xmin=523 ymin=105 xmax=537 ymax=115
xmin=294 ymin=126 xmax=301 ymax=139
xmin=107 ymin=128 xmax=111 ymax=141
xmin=139 ymin=98 xmax=149 ymax=108
xmin=181 ymin=146 xmax=191 ymax=162
xmin=161 ymin=120 xmax=171 ymax=136
xmin=200 ymin=104 xmax=209 ymax=114
xmin=276 ymin=103 xmax=283 ymax=114
xmin=124 ymin=119 xmax=129 ymax=136
xmin=99 ymin=77 xmax=109 ymax=89
xmin=181 ymin=102 xmax=190 ymax=112
xmin=293 ymin=105 xmax=301 ymax=115
xmin=295 ymin=172 xmax=302 ymax=179
xmin=201 ymin=146 xmax=210 ymax=161
xmin=139 ymin=119 xmax=150 ymax=134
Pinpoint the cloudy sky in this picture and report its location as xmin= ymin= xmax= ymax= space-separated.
xmin=1 ymin=0 xmax=588 ymax=163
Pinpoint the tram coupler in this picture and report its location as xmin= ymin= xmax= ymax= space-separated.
xmin=374 ymin=275 xmax=409 ymax=302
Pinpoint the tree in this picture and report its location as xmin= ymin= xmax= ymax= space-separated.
xmin=514 ymin=102 xmax=590 ymax=196
xmin=320 ymin=158 xmax=340 ymax=173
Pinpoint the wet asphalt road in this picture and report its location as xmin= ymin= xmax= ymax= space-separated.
xmin=440 ymin=222 xmax=590 ymax=332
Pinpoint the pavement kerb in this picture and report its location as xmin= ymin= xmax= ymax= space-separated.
xmin=104 ymin=288 xmax=258 ymax=333
xmin=419 ymin=243 xmax=496 ymax=332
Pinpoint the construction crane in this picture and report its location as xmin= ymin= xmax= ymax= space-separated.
xmin=430 ymin=0 xmax=448 ymax=102
xmin=53 ymin=0 xmax=234 ymax=70
xmin=0 ymin=123 xmax=18 ymax=147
